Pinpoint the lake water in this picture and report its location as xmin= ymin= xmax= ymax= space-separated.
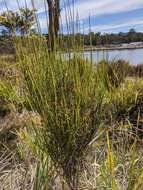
xmin=82 ymin=48 xmax=143 ymax=65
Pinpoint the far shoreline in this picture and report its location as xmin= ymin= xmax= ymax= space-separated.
xmin=83 ymin=42 xmax=143 ymax=51
xmin=83 ymin=46 xmax=143 ymax=51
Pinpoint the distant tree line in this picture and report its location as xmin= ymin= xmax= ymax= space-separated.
xmin=52 ymin=29 xmax=143 ymax=48
xmin=82 ymin=29 xmax=143 ymax=46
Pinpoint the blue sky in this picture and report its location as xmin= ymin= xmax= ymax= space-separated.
xmin=1 ymin=0 xmax=143 ymax=34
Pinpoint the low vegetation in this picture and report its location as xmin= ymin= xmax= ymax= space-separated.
xmin=0 ymin=36 xmax=143 ymax=189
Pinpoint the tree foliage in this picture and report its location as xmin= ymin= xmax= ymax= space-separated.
xmin=0 ymin=8 xmax=36 ymax=36
xmin=0 ymin=11 xmax=20 ymax=36
xmin=18 ymin=8 xmax=36 ymax=35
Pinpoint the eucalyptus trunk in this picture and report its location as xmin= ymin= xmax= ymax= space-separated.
xmin=47 ymin=0 xmax=60 ymax=51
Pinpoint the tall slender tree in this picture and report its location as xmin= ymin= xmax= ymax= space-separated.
xmin=46 ymin=0 xmax=60 ymax=50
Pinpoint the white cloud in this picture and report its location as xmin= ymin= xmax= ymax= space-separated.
xmin=1 ymin=0 xmax=143 ymax=33
xmin=87 ymin=18 xmax=143 ymax=33
xmin=1 ymin=0 xmax=143 ymax=19
xmin=60 ymin=0 xmax=143 ymax=23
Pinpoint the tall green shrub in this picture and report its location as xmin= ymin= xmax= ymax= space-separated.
xmin=14 ymin=37 xmax=105 ymax=189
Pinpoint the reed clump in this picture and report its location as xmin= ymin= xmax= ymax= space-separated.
xmin=8 ymin=36 xmax=106 ymax=190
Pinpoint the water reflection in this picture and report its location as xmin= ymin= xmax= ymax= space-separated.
xmin=83 ymin=48 xmax=143 ymax=65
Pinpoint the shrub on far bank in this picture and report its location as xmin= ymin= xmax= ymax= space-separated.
xmin=97 ymin=59 xmax=129 ymax=91
xmin=128 ymin=63 xmax=143 ymax=78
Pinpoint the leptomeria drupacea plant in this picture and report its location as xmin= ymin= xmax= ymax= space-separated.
xmin=1 ymin=0 xmax=143 ymax=190
xmin=15 ymin=35 xmax=106 ymax=189
xmin=0 ymin=2 xmax=106 ymax=189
